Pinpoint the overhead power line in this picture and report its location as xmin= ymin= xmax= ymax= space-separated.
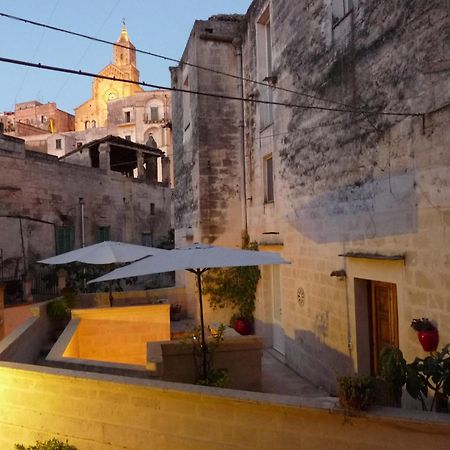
xmin=0 ymin=55 xmax=424 ymax=118
xmin=0 ymin=11 xmax=413 ymax=112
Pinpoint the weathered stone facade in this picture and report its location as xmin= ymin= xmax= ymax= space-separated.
xmin=0 ymin=134 xmax=171 ymax=291
xmin=173 ymin=1 xmax=450 ymax=392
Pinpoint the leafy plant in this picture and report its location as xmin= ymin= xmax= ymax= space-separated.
xmin=410 ymin=318 xmax=437 ymax=332
xmin=46 ymin=298 xmax=71 ymax=322
xmin=197 ymin=368 xmax=229 ymax=388
xmin=338 ymin=375 xmax=377 ymax=411
xmin=189 ymin=324 xmax=229 ymax=388
xmin=203 ymin=235 xmax=261 ymax=320
xmin=406 ymin=344 xmax=450 ymax=412
xmin=15 ymin=438 xmax=77 ymax=450
xmin=378 ymin=347 xmax=407 ymax=407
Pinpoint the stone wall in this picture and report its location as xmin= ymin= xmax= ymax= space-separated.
xmin=0 ymin=134 xmax=172 ymax=289
xmin=241 ymin=0 xmax=450 ymax=391
xmin=0 ymin=362 xmax=449 ymax=449
xmin=171 ymin=17 xmax=246 ymax=247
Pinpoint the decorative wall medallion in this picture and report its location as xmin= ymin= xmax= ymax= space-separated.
xmin=297 ymin=287 xmax=305 ymax=306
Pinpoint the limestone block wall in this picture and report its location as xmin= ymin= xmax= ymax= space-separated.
xmin=239 ymin=0 xmax=450 ymax=391
xmin=62 ymin=305 xmax=170 ymax=366
xmin=0 ymin=135 xmax=172 ymax=285
xmin=0 ymin=362 xmax=449 ymax=450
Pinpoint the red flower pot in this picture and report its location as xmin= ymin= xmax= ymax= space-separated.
xmin=234 ymin=318 xmax=252 ymax=335
xmin=418 ymin=330 xmax=439 ymax=352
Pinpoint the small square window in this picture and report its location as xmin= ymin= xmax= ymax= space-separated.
xmin=125 ymin=135 xmax=131 ymax=141
xmin=96 ymin=226 xmax=110 ymax=243
xmin=55 ymin=139 xmax=62 ymax=150
xmin=264 ymin=154 xmax=274 ymax=203
xmin=142 ymin=232 xmax=153 ymax=247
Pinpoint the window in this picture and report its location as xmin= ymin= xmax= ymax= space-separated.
xmin=91 ymin=120 xmax=96 ymax=128
xmin=142 ymin=232 xmax=153 ymax=247
xmin=55 ymin=139 xmax=62 ymax=150
xmin=150 ymin=107 xmax=159 ymax=122
xmin=257 ymin=7 xmax=273 ymax=129
xmin=55 ymin=226 xmax=74 ymax=255
xmin=76 ymin=142 xmax=83 ymax=148
xmin=96 ymin=226 xmax=110 ymax=243
xmin=183 ymin=73 xmax=191 ymax=134
xmin=124 ymin=111 xmax=131 ymax=123
xmin=150 ymin=202 xmax=155 ymax=215
xmin=84 ymin=120 xmax=90 ymax=129
xmin=125 ymin=135 xmax=131 ymax=141
xmin=332 ymin=0 xmax=353 ymax=26
xmin=264 ymin=154 xmax=274 ymax=203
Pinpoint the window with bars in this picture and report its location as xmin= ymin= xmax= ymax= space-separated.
xmin=264 ymin=154 xmax=274 ymax=203
xmin=96 ymin=226 xmax=110 ymax=243
xmin=55 ymin=226 xmax=74 ymax=255
xmin=55 ymin=139 xmax=62 ymax=150
xmin=142 ymin=232 xmax=154 ymax=247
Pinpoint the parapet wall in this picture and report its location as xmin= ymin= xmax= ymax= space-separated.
xmin=0 ymin=362 xmax=448 ymax=450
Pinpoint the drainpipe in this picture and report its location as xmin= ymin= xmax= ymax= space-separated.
xmin=79 ymin=197 xmax=85 ymax=248
xmin=233 ymin=37 xmax=248 ymax=238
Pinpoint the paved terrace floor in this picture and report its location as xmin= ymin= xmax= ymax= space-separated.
xmin=261 ymin=349 xmax=327 ymax=396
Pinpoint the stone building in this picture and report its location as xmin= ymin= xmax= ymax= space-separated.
xmin=0 ymin=133 xmax=172 ymax=297
xmin=172 ymin=1 xmax=450 ymax=392
xmin=0 ymin=101 xmax=75 ymax=149
xmin=18 ymin=24 xmax=174 ymax=184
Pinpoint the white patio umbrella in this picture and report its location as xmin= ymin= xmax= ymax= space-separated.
xmin=39 ymin=241 xmax=167 ymax=306
xmin=89 ymin=242 xmax=289 ymax=377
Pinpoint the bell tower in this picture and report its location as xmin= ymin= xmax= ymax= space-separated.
xmin=114 ymin=20 xmax=137 ymax=69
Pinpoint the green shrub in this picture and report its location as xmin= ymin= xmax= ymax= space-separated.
xmin=15 ymin=438 xmax=77 ymax=450
xmin=338 ymin=375 xmax=377 ymax=411
xmin=46 ymin=299 xmax=71 ymax=322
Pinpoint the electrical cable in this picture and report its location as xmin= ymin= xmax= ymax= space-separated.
xmin=0 ymin=10 xmax=423 ymax=113
xmin=54 ymin=0 xmax=122 ymax=101
xmin=0 ymin=55 xmax=424 ymax=118
xmin=13 ymin=1 xmax=60 ymax=104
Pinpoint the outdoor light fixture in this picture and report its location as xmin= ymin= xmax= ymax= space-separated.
xmin=330 ymin=269 xmax=346 ymax=280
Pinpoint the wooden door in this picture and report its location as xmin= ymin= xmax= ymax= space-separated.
xmin=371 ymin=281 xmax=398 ymax=373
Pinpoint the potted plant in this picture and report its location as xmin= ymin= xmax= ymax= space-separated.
xmin=337 ymin=375 xmax=377 ymax=411
xmin=406 ymin=344 xmax=450 ymax=412
xmin=410 ymin=318 xmax=439 ymax=352
xmin=170 ymin=303 xmax=182 ymax=321
xmin=203 ymin=235 xmax=260 ymax=336
xmin=377 ymin=346 xmax=407 ymax=407
xmin=15 ymin=438 xmax=77 ymax=449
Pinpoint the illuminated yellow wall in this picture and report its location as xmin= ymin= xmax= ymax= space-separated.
xmin=0 ymin=362 xmax=449 ymax=449
xmin=63 ymin=305 xmax=170 ymax=366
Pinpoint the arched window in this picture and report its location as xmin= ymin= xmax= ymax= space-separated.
xmin=91 ymin=120 xmax=96 ymax=128
xmin=85 ymin=121 xmax=90 ymax=129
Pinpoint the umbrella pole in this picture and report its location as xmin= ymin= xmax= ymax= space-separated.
xmin=109 ymin=280 xmax=113 ymax=307
xmin=195 ymin=269 xmax=208 ymax=380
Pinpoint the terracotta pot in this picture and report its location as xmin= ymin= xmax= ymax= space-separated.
xmin=418 ymin=329 xmax=439 ymax=352
xmin=234 ymin=318 xmax=252 ymax=335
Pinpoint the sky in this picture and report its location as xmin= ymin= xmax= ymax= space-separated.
xmin=0 ymin=0 xmax=251 ymax=114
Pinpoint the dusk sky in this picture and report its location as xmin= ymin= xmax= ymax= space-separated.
xmin=0 ymin=0 xmax=251 ymax=114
